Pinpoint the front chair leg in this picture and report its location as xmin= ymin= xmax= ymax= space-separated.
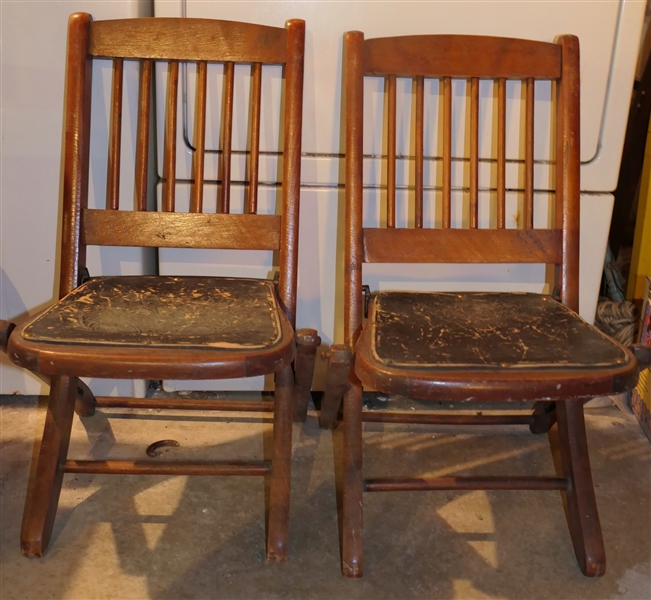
xmin=267 ymin=365 xmax=295 ymax=562
xmin=341 ymin=383 xmax=364 ymax=577
xmin=555 ymin=400 xmax=606 ymax=577
xmin=21 ymin=376 xmax=77 ymax=557
xmin=292 ymin=329 xmax=320 ymax=422
xmin=320 ymin=345 xmax=352 ymax=429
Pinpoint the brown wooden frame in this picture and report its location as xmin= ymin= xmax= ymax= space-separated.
xmin=5 ymin=13 xmax=318 ymax=562
xmin=325 ymin=30 xmax=641 ymax=579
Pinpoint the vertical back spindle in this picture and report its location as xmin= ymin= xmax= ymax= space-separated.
xmin=162 ymin=61 xmax=179 ymax=212
xmin=386 ymin=75 xmax=397 ymax=228
xmin=191 ymin=61 xmax=207 ymax=213
xmin=442 ymin=77 xmax=452 ymax=228
xmin=107 ymin=58 xmax=123 ymax=210
xmin=248 ymin=63 xmax=262 ymax=214
xmin=524 ymin=78 xmax=535 ymax=228
xmin=134 ymin=60 xmax=151 ymax=211
xmin=469 ymin=77 xmax=479 ymax=228
xmin=414 ymin=76 xmax=424 ymax=228
xmin=496 ymin=78 xmax=506 ymax=228
xmin=220 ymin=62 xmax=235 ymax=214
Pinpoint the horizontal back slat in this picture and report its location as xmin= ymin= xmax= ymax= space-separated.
xmin=82 ymin=209 xmax=281 ymax=250
xmin=363 ymin=228 xmax=562 ymax=264
xmin=90 ymin=18 xmax=287 ymax=63
xmin=364 ymin=35 xmax=561 ymax=78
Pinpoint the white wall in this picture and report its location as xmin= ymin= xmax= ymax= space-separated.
xmin=0 ymin=0 xmax=153 ymax=395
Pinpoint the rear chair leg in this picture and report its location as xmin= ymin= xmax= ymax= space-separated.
xmin=320 ymin=345 xmax=352 ymax=429
xmin=342 ymin=383 xmax=364 ymax=577
xmin=21 ymin=376 xmax=77 ymax=557
xmin=267 ymin=365 xmax=295 ymax=562
xmin=74 ymin=379 xmax=96 ymax=417
xmin=292 ymin=329 xmax=320 ymax=422
xmin=530 ymin=401 xmax=556 ymax=434
xmin=555 ymin=401 xmax=605 ymax=576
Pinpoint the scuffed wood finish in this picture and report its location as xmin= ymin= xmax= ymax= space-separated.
xmin=364 ymin=35 xmax=561 ymax=78
xmin=369 ymin=292 xmax=629 ymax=369
xmin=363 ymin=228 xmax=563 ymax=264
xmin=10 ymin=277 xmax=297 ymax=380
xmin=82 ymin=209 xmax=282 ymax=250
xmin=339 ymin=31 xmax=637 ymax=578
xmin=23 ymin=277 xmax=284 ymax=349
xmin=9 ymin=13 xmax=307 ymax=560
xmin=90 ymin=18 xmax=287 ymax=63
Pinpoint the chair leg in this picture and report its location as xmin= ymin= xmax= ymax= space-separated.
xmin=530 ymin=401 xmax=556 ymax=434
xmin=21 ymin=376 xmax=77 ymax=558
xmin=74 ymin=379 xmax=96 ymax=417
xmin=320 ymin=345 xmax=351 ymax=429
xmin=267 ymin=365 xmax=295 ymax=562
xmin=555 ymin=401 xmax=606 ymax=577
xmin=292 ymin=329 xmax=320 ymax=422
xmin=342 ymin=383 xmax=364 ymax=578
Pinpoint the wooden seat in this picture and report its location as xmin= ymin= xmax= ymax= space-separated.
xmin=4 ymin=13 xmax=318 ymax=561
xmin=321 ymin=31 xmax=642 ymax=578
xmin=357 ymin=291 xmax=634 ymax=400
xmin=12 ymin=277 xmax=295 ymax=378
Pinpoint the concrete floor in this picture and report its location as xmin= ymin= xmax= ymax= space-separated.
xmin=1 ymin=395 xmax=649 ymax=599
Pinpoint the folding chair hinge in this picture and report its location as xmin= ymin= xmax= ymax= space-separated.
xmin=78 ymin=267 xmax=91 ymax=287
xmin=362 ymin=285 xmax=371 ymax=318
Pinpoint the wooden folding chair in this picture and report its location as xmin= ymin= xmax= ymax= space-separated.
xmin=321 ymin=31 xmax=646 ymax=578
xmin=3 ymin=13 xmax=318 ymax=561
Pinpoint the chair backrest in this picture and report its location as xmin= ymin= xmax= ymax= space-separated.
xmin=344 ymin=32 xmax=580 ymax=348
xmin=60 ymin=13 xmax=305 ymax=326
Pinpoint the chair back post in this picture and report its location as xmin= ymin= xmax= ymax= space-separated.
xmin=278 ymin=18 xmax=305 ymax=329
xmin=344 ymin=30 xmax=365 ymax=351
xmin=60 ymin=12 xmax=93 ymax=298
xmin=556 ymin=34 xmax=581 ymax=312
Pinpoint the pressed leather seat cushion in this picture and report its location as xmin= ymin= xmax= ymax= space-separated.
xmin=370 ymin=291 xmax=628 ymax=369
xmin=23 ymin=276 xmax=283 ymax=349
